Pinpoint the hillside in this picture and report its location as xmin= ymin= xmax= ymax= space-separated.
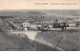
xmin=0 ymin=10 xmax=80 ymax=17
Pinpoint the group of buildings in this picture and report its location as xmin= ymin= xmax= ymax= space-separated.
xmin=16 ymin=16 xmax=80 ymax=31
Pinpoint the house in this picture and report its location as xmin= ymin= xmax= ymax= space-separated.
xmin=23 ymin=20 xmax=30 ymax=31
xmin=23 ymin=21 xmax=30 ymax=28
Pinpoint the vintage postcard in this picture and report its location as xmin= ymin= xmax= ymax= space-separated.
xmin=0 ymin=0 xmax=80 ymax=51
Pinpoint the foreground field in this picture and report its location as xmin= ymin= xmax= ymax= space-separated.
xmin=35 ymin=30 xmax=80 ymax=51
xmin=0 ymin=30 xmax=59 ymax=51
xmin=3 ymin=29 xmax=80 ymax=51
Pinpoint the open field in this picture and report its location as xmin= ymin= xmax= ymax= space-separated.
xmin=35 ymin=30 xmax=80 ymax=51
xmin=3 ymin=29 xmax=80 ymax=51
xmin=0 ymin=30 xmax=59 ymax=51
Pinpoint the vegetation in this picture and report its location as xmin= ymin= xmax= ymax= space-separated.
xmin=35 ymin=30 xmax=80 ymax=51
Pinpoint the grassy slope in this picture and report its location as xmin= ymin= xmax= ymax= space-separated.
xmin=35 ymin=30 xmax=80 ymax=51
xmin=2 ymin=31 xmax=58 ymax=51
xmin=0 ymin=31 xmax=34 ymax=51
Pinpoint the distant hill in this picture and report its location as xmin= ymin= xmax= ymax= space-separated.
xmin=0 ymin=10 xmax=80 ymax=20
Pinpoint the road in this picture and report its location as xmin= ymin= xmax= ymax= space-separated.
xmin=5 ymin=20 xmax=17 ymax=30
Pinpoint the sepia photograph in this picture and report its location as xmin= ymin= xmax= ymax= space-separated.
xmin=0 ymin=10 xmax=80 ymax=51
